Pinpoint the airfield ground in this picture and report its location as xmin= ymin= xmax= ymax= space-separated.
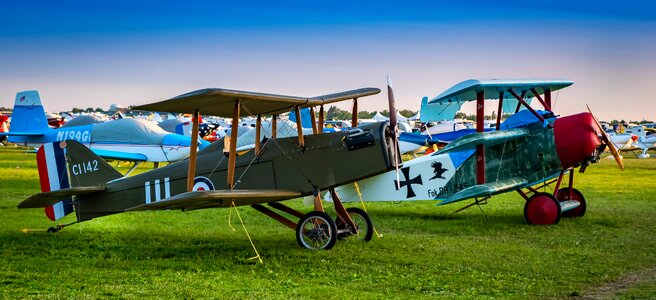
xmin=1 ymin=146 xmax=655 ymax=298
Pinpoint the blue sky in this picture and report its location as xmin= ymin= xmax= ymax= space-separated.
xmin=1 ymin=1 xmax=655 ymax=120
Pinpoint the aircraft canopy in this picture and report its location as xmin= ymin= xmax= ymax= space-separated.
xmin=91 ymin=118 xmax=169 ymax=144
xmin=134 ymin=87 xmax=381 ymax=117
xmin=429 ymin=79 xmax=573 ymax=105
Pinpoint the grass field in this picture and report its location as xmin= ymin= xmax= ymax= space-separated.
xmin=1 ymin=145 xmax=655 ymax=299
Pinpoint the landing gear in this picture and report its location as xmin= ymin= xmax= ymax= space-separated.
xmin=295 ymin=211 xmax=337 ymax=250
xmin=252 ymin=189 xmax=374 ymax=250
xmin=524 ymin=192 xmax=561 ymax=225
xmin=336 ymin=207 xmax=373 ymax=242
xmin=556 ymin=188 xmax=586 ymax=218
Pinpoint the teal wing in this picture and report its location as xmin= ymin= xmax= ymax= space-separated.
xmin=438 ymin=177 xmax=528 ymax=205
xmin=436 ymin=128 xmax=530 ymax=154
xmin=126 ymin=189 xmax=303 ymax=211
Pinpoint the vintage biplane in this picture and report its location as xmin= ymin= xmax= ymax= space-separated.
xmin=18 ymin=84 xmax=401 ymax=250
xmin=330 ymin=79 xmax=624 ymax=225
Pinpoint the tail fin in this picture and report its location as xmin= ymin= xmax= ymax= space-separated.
xmin=36 ymin=142 xmax=74 ymax=221
xmin=420 ymin=96 xmax=463 ymax=123
xmin=10 ymin=91 xmax=49 ymax=134
xmin=64 ymin=140 xmax=123 ymax=187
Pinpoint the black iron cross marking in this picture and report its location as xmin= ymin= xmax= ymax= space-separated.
xmin=395 ymin=167 xmax=423 ymax=198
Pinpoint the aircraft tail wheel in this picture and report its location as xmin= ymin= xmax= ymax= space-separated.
xmin=336 ymin=207 xmax=374 ymax=242
xmin=524 ymin=192 xmax=561 ymax=225
xmin=556 ymin=188 xmax=587 ymax=218
xmin=296 ymin=211 xmax=337 ymax=250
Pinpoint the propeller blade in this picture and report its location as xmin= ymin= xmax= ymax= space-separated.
xmin=587 ymin=105 xmax=624 ymax=170
xmin=387 ymin=76 xmax=398 ymax=131
xmin=387 ymin=76 xmax=401 ymax=189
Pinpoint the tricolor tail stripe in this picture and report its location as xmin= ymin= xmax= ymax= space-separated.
xmin=37 ymin=142 xmax=74 ymax=221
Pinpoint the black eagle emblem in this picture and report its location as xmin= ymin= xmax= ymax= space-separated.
xmin=429 ymin=161 xmax=448 ymax=180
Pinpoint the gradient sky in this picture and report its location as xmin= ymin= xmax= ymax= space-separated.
xmin=1 ymin=1 xmax=655 ymax=121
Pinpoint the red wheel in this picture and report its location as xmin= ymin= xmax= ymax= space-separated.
xmin=524 ymin=192 xmax=561 ymax=225
xmin=556 ymin=188 xmax=586 ymax=218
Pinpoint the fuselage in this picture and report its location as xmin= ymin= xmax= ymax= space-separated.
xmin=72 ymin=122 xmax=394 ymax=221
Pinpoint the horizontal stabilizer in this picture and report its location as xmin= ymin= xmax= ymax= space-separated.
xmin=439 ymin=177 xmax=528 ymax=205
xmin=437 ymin=128 xmax=530 ymax=154
xmin=2 ymin=131 xmax=46 ymax=136
xmin=18 ymin=186 xmax=105 ymax=208
xmin=92 ymin=149 xmax=148 ymax=162
xmin=126 ymin=189 xmax=303 ymax=211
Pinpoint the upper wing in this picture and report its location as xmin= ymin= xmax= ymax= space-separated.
xmin=429 ymin=78 xmax=573 ymax=105
xmin=436 ymin=128 xmax=530 ymax=154
xmin=126 ymin=189 xmax=303 ymax=211
xmin=132 ymin=88 xmax=380 ymax=117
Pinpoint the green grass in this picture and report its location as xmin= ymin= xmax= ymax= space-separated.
xmin=1 ymin=145 xmax=655 ymax=299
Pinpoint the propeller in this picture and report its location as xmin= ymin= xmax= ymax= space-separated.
xmin=587 ymin=105 xmax=624 ymax=170
xmin=387 ymin=76 xmax=401 ymax=189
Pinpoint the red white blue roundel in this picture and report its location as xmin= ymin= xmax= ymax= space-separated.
xmin=192 ymin=176 xmax=214 ymax=191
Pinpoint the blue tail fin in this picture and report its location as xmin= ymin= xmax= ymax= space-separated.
xmin=10 ymin=90 xmax=49 ymax=133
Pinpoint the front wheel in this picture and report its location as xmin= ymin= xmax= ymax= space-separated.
xmin=524 ymin=192 xmax=561 ymax=225
xmin=336 ymin=207 xmax=374 ymax=242
xmin=296 ymin=211 xmax=337 ymax=250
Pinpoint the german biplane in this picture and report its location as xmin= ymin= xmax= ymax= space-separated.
xmin=18 ymin=85 xmax=400 ymax=250
xmin=331 ymin=79 xmax=624 ymax=225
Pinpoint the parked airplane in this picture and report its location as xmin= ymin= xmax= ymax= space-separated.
xmin=19 ymin=85 xmax=386 ymax=250
xmin=329 ymin=79 xmax=623 ymax=225
xmin=5 ymin=90 xmax=209 ymax=162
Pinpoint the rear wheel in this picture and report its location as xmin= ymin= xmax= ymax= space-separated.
xmin=296 ymin=211 xmax=337 ymax=250
xmin=556 ymin=188 xmax=586 ymax=218
xmin=336 ymin=207 xmax=373 ymax=242
xmin=524 ymin=192 xmax=561 ymax=225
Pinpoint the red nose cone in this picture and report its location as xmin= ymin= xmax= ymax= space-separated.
xmin=553 ymin=112 xmax=602 ymax=169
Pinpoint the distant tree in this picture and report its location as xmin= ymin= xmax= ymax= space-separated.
xmin=398 ymin=109 xmax=416 ymax=118
xmin=380 ymin=110 xmax=390 ymax=117
xmin=95 ymin=107 xmax=104 ymax=112
xmin=358 ymin=111 xmax=374 ymax=119
xmin=72 ymin=107 xmax=83 ymax=113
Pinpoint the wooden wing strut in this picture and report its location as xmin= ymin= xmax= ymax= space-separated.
xmin=227 ymin=100 xmax=241 ymax=189
xmin=186 ymin=109 xmax=200 ymax=192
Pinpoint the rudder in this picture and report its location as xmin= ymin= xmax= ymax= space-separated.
xmin=10 ymin=90 xmax=49 ymax=134
xmin=36 ymin=142 xmax=74 ymax=221
xmin=64 ymin=140 xmax=123 ymax=187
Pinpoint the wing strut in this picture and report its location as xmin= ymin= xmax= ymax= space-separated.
xmin=318 ymin=105 xmax=324 ymax=131
xmin=476 ymin=91 xmax=485 ymax=185
xmin=293 ymin=106 xmax=305 ymax=149
xmin=351 ymin=98 xmax=358 ymax=127
xmin=508 ymin=89 xmax=550 ymax=128
xmin=271 ymin=114 xmax=277 ymax=138
xmin=227 ymin=100 xmax=241 ymax=189
xmin=255 ymin=114 xmax=261 ymax=155
xmin=496 ymin=91 xmax=504 ymax=130
xmin=186 ymin=109 xmax=200 ymax=191
xmin=309 ymin=107 xmax=318 ymax=134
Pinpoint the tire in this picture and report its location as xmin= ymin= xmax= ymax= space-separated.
xmin=336 ymin=207 xmax=374 ymax=242
xmin=296 ymin=211 xmax=337 ymax=250
xmin=556 ymin=188 xmax=587 ymax=218
xmin=524 ymin=192 xmax=562 ymax=225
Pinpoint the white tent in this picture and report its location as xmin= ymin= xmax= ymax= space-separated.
xmin=372 ymin=112 xmax=388 ymax=121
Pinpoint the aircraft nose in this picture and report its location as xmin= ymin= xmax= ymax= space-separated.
xmin=553 ymin=112 xmax=603 ymax=169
